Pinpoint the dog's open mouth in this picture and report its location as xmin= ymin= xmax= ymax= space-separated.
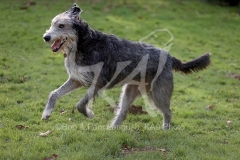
xmin=51 ymin=38 xmax=67 ymax=52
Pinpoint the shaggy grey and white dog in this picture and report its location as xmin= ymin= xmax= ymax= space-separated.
xmin=42 ymin=4 xmax=210 ymax=129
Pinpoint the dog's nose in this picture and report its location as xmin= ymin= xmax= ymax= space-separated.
xmin=43 ymin=35 xmax=51 ymax=42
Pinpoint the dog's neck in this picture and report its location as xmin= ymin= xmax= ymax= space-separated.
xmin=79 ymin=31 xmax=92 ymax=50
xmin=73 ymin=19 xmax=93 ymax=52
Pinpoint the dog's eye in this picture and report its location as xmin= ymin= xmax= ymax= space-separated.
xmin=59 ymin=24 xmax=64 ymax=29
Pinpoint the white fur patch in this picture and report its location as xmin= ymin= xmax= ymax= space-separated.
xmin=64 ymin=51 xmax=91 ymax=85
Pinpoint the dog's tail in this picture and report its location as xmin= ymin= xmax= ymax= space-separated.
xmin=172 ymin=53 xmax=211 ymax=74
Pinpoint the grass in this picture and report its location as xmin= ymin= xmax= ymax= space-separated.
xmin=0 ymin=0 xmax=240 ymax=159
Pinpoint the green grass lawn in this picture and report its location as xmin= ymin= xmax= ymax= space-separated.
xmin=0 ymin=0 xmax=240 ymax=159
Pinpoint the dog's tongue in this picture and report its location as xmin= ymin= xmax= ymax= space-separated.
xmin=51 ymin=40 xmax=61 ymax=52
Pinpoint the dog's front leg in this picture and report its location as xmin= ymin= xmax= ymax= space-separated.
xmin=76 ymin=88 xmax=99 ymax=119
xmin=41 ymin=78 xmax=81 ymax=120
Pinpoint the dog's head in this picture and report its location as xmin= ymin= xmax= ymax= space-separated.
xmin=43 ymin=4 xmax=83 ymax=53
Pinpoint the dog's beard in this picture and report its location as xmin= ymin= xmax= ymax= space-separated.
xmin=61 ymin=39 xmax=77 ymax=53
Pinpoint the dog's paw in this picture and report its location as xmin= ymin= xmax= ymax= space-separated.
xmin=162 ymin=123 xmax=170 ymax=130
xmin=41 ymin=110 xmax=52 ymax=120
xmin=86 ymin=108 xmax=94 ymax=119
xmin=41 ymin=115 xmax=50 ymax=120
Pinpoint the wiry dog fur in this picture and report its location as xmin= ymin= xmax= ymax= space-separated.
xmin=42 ymin=4 xmax=210 ymax=129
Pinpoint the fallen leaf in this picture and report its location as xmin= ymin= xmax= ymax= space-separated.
xmin=128 ymin=105 xmax=148 ymax=115
xmin=60 ymin=111 xmax=67 ymax=115
xmin=71 ymin=107 xmax=75 ymax=114
xmin=28 ymin=1 xmax=36 ymax=6
xmin=122 ymin=143 xmax=129 ymax=150
xmin=228 ymin=73 xmax=240 ymax=81
xmin=17 ymin=100 xmax=23 ymax=104
xmin=206 ymin=105 xmax=214 ymax=110
xmin=59 ymin=108 xmax=65 ymax=113
xmin=158 ymin=148 xmax=167 ymax=152
xmin=226 ymin=99 xmax=233 ymax=102
xmin=43 ymin=154 xmax=58 ymax=160
xmin=108 ymin=105 xmax=147 ymax=115
xmin=20 ymin=1 xmax=36 ymax=10
xmin=232 ymin=74 xmax=240 ymax=80
xmin=39 ymin=130 xmax=52 ymax=137
xmin=15 ymin=125 xmax=28 ymax=130
xmin=226 ymin=120 xmax=232 ymax=125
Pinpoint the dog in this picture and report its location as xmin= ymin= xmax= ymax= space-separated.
xmin=42 ymin=4 xmax=210 ymax=129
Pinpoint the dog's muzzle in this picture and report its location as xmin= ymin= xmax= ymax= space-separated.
xmin=43 ymin=35 xmax=68 ymax=52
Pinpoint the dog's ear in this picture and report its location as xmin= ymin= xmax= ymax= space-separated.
xmin=67 ymin=3 xmax=82 ymax=20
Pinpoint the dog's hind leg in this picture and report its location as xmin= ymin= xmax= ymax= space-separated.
xmin=149 ymin=74 xmax=173 ymax=130
xmin=42 ymin=78 xmax=81 ymax=120
xmin=110 ymin=84 xmax=140 ymax=128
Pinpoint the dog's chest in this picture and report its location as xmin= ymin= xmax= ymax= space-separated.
xmin=64 ymin=53 xmax=91 ymax=86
